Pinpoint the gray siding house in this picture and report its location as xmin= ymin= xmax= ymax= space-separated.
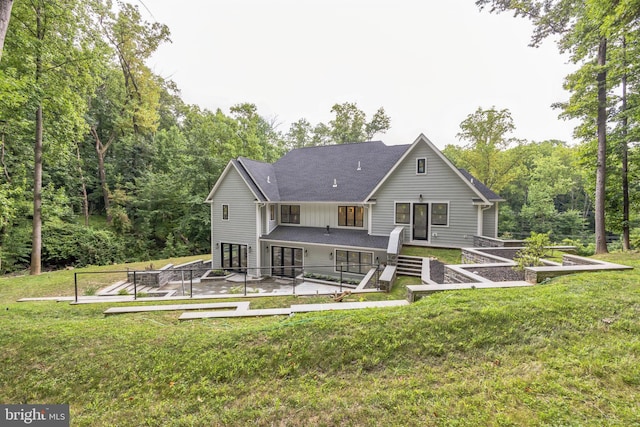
xmin=205 ymin=134 xmax=503 ymax=279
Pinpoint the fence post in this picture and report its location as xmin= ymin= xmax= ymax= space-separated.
xmin=133 ymin=271 xmax=137 ymax=300
xmin=190 ymin=270 xmax=193 ymax=298
xmin=340 ymin=265 xmax=343 ymax=293
xmin=292 ymin=267 xmax=296 ymax=296
xmin=74 ymin=273 xmax=78 ymax=303
xmin=244 ymin=269 xmax=247 ymax=296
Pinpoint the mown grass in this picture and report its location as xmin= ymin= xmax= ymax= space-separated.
xmin=401 ymin=246 xmax=461 ymax=264
xmin=0 ymin=252 xmax=639 ymax=426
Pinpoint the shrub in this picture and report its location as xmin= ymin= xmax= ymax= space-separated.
xmin=514 ymin=231 xmax=551 ymax=271
xmin=42 ymin=221 xmax=126 ymax=269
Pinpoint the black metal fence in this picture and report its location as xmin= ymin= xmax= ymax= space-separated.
xmin=73 ymin=263 xmax=383 ymax=303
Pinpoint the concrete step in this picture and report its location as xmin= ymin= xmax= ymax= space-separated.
xmin=396 ymin=255 xmax=424 ymax=277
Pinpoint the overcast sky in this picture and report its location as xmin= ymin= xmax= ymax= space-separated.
xmin=144 ymin=0 xmax=579 ymax=149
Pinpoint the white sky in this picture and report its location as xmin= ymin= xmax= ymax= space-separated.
xmin=144 ymin=0 xmax=578 ymax=149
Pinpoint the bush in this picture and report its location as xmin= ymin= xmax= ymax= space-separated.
xmin=42 ymin=221 xmax=126 ymax=269
xmin=514 ymin=231 xmax=551 ymax=271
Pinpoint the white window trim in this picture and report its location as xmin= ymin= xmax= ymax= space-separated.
xmin=416 ymin=157 xmax=427 ymax=175
xmin=222 ymin=204 xmax=229 ymax=221
xmin=430 ymin=201 xmax=450 ymax=228
xmin=394 ymin=201 xmax=412 ymax=225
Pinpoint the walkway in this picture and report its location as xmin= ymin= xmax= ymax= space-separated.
xmin=98 ymin=299 xmax=409 ymax=319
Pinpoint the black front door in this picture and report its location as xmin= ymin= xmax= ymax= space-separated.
xmin=271 ymin=246 xmax=303 ymax=277
xmin=413 ymin=203 xmax=429 ymax=241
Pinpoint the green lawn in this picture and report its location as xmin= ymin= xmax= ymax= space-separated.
xmin=0 ymin=252 xmax=639 ymax=426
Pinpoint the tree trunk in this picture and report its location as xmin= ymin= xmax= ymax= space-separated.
xmin=621 ymin=36 xmax=630 ymax=251
xmin=91 ymin=127 xmax=112 ymax=223
xmin=76 ymin=142 xmax=89 ymax=227
xmin=594 ymin=37 xmax=608 ymax=254
xmin=30 ymin=104 xmax=43 ymax=275
xmin=0 ymin=0 xmax=13 ymax=62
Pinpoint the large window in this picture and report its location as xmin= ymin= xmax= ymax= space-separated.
xmin=395 ymin=203 xmax=410 ymax=224
xmin=335 ymin=250 xmax=373 ymax=274
xmin=222 ymin=204 xmax=229 ymax=220
xmin=221 ymin=243 xmax=247 ymax=271
xmin=431 ymin=203 xmax=448 ymax=226
xmin=281 ymin=205 xmax=300 ymax=224
xmin=338 ymin=206 xmax=364 ymax=227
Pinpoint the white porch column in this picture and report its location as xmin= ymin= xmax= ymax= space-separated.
xmin=255 ymin=204 xmax=262 ymax=277
xmin=477 ymin=205 xmax=483 ymax=236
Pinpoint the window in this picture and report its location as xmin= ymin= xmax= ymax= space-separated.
xmin=222 ymin=204 xmax=229 ymax=220
xmin=338 ymin=206 xmax=364 ymax=227
xmin=335 ymin=250 xmax=374 ymax=274
xmin=416 ymin=157 xmax=427 ymax=174
xmin=281 ymin=204 xmax=300 ymax=224
xmin=221 ymin=243 xmax=247 ymax=271
xmin=431 ymin=203 xmax=448 ymax=226
xmin=395 ymin=203 xmax=410 ymax=224
xmin=269 ymin=205 xmax=275 ymax=221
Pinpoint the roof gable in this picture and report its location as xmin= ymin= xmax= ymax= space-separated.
xmin=205 ymin=160 xmax=265 ymax=203
xmin=365 ymin=134 xmax=494 ymax=204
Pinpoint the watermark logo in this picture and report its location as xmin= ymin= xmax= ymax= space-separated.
xmin=1 ymin=405 xmax=69 ymax=426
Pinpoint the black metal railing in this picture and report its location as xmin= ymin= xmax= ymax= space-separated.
xmin=73 ymin=262 xmax=384 ymax=302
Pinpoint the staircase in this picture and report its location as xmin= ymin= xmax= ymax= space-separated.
xmin=98 ymin=280 xmax=176 ymax=297
xmin=396 ymin=255 xmax=424 ymax=277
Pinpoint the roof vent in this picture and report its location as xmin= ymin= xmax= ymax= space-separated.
xmin=267 ymin=175 xmax=271 ymax=184
xmin=332 ymin=178 xmax=337 ymax=188
xmin=357 ymin=161 xmax=361 ymax=171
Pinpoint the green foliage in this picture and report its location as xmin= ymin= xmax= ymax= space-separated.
xmin=42 ymin=222 xmax=125 ymax=269
xmin=285 ymin=102 xmax=391 ymax=148
xmin=514 ymin=231 xmax=551 ymax=270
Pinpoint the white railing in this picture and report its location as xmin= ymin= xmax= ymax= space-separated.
xmin=386 ymin=226 xmax=405 ymax=265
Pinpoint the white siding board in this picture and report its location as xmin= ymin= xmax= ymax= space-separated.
xmin=482 ymin=204 xmax=498 ymax=238
xmin=371 ymin=141 xmax=481 ymax=248
xmin=210 ymin=168 xmax=258 ymax=269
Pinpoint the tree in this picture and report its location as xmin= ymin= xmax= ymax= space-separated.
xmin=3 ymin=0 xmax=105 ymax=274
xmin=0 ymin=0 xmax=12 ymax=61
xmin=90 ymin=1 xmax=170 ymax=222
xmin=475 ymin=0 xmax=614 ymax=253
xmin=329 ymin=102 xmax=390 ymax=144
xmin=446 ymin=107 xmax=523 ymax=193
xmin=286 ymin=102 xmax=391 ymax=147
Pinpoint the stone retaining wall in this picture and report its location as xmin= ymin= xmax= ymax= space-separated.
xmin=473 ymin=236 xmax=524 ymax=248
xmin=127 ymin=259 xmax=210 ymax=288
xmin=444 ymin=266 xmax=482 ymax=284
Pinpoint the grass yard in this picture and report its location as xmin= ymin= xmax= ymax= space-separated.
xmin=0 ymin=252 xmax=639 ymax=426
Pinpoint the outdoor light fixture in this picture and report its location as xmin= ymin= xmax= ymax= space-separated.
xmin=419 ymin=194 xmax=423 ymax=201
xmin=248 ymin=246 xmax=252 ymax=253
xmin=304 ymin=249 xmax=308 ymax=255
xmin=329 ymin=252 xmax=333 ymax=260
xmin=215 ymin=242 xmax=219 ymax=249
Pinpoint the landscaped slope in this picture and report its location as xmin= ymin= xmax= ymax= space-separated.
xmin=0 ymin=253 xmax=638 ymax=426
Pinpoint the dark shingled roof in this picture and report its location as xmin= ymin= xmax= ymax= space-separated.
xmin=231 ymin=159 xmax=267 ymax=201
xmin=239 ymin=141 xmax=411 ymax=202
xmin=263 ymin=226 xmax=390 ymax=250
xmin=458 ymin=169 xmax=504 ymax=201
xmin=237 ymin=157 xmax=279 ymax=201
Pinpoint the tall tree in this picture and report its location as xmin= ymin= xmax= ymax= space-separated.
xmin=0 ymin=0 xmax=12 ymax=61
xmin=91 ymin=1 xmax=170 ymax=222
xmin=446 ymin=107 xmax=524 ymax=193
xmin=4 ymin=0 xmax=104 ymax=274
xmin=475 ymin=0 xmax=615 ymax=253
